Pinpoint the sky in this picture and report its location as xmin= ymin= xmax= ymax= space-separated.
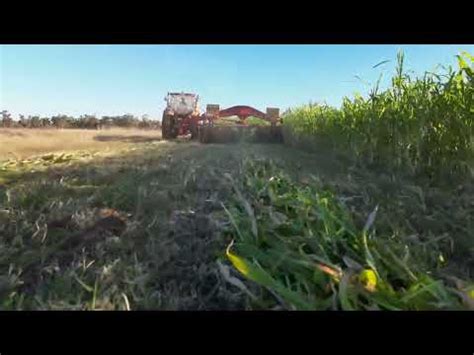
xmin=1 ymin=45 xmax=473 ymax=120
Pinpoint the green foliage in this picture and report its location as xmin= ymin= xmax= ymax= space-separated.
xmin=246 ymin=116 xmax=271 ymax=126
xmin=283 ymin=51 xmax=474 ymax=178
xmin=223 ymin=158 xmax=470 ymax=310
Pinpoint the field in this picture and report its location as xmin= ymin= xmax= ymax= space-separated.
xmin=1 ymin=135 xmax=472 ymax=309
xmin=1 ymin=53 xmax=473 ymax=310
xmin=0 ymin=128 xmax=162 ymax=161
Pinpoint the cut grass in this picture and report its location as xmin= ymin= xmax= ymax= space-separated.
xmin=0 ymin=128 xmax=162 ymax=161
xmin=0 ymin=141 xmax=252 ymax=310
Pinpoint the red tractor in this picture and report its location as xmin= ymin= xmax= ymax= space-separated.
xmin=161 ymin=92 xmax=201 ymax=139
xmin=161 ymin=92 xmax=282 ymax=143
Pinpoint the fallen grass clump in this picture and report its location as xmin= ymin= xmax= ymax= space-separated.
xmin=222 ymin=158 xmax=474 ymax=310
xmin=283 ymin=51 xmax=474 ymax=179
xmin=0 ymin=151 xmax=104 ymax=186
xmin=1 ymin=151 xmax=97 ymax=170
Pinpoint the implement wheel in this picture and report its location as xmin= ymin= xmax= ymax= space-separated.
xmin=199 ymin=126 xmax=211 ymax=143
xmin=190 ymin=121 xmax=199 ymax=140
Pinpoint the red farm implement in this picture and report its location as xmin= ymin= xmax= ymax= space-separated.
xmin=161 ymin=92 xmax=282 ymax=143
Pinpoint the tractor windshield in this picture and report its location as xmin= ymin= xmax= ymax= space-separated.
xmin=167 ymin=93 xmax=198 ymax=116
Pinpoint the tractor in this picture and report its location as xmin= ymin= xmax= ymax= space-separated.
xmin=161 ymin=92 xmax=282 ymax=143
xmin=161 ymin=92 xmax=201 ymax=139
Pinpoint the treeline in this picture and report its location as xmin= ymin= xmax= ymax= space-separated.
xmin=0 ymin=111 xmax=161 ymax=130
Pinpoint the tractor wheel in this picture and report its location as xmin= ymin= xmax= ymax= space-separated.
xmin=171 ymin=122 xmax=179 ymax=138
xmin=190 ymin=121 xmax=198 ymax=140
xmin=162 ymin=113 xmax=178 ymax=140
xmin=162 ymin=113 xmax=172 ymax=139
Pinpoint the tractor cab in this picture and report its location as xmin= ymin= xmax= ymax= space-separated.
xmin=162 ymin=92 xmax=202 ymax=139
xmin=164 ymin=92 xmax=200 ymax=116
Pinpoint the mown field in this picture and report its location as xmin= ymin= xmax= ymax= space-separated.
xmin=0 ymin=128 xmax=162 ymax=161
xmin=0 ymin=52 xmax=473 ymax=310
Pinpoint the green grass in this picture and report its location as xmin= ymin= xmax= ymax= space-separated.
xmin=246 ymin=116 xmax=271 ymax=126
xmin=1 ymin=141 xmax=472 ymax=310
xmin=222 ymin=157 xmax=473 ymax=310
xmin=235 ymin=51 xmax=474 ymax=309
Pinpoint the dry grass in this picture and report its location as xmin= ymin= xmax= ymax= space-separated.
xmin=0 ymin=128 xmax=162 ymax=161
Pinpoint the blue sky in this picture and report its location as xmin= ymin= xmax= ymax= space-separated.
xmin=1 ymin=45 xmax=473 ymax=120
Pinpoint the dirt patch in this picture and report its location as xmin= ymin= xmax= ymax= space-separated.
xmin=57 ymin=209 xmax=128 ymax=252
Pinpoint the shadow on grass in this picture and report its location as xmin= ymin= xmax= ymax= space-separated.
xmin=0 ymin=141 xmax=249 ymax=310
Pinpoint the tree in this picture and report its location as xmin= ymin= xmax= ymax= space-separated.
xmin=139 ymin=114 xmax=151 ymax=129
xmin=51 ymin=115 xmax=68 ymax=129
xmin=1 ymin=110 xmax=13 ymax=128
xmin=6 ymin=112 xmax=155 ymax=130
xmin=29 ymin=116 xmax=41 ymax=128
xmin=18 ymin=115 xmax=27 ymax=128
xmin=100 ymin=116 xmax=114 ymax=129
xmin=41 ymin=117 xmax=51 ymax=127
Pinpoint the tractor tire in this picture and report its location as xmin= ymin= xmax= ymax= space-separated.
xmin=190 ymin=121 xmax=198 ymax=140
xmin=162 ymin=113 xmax=171 ymax=139
xmin=162 ymin=113 xmax=178 ymax=140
